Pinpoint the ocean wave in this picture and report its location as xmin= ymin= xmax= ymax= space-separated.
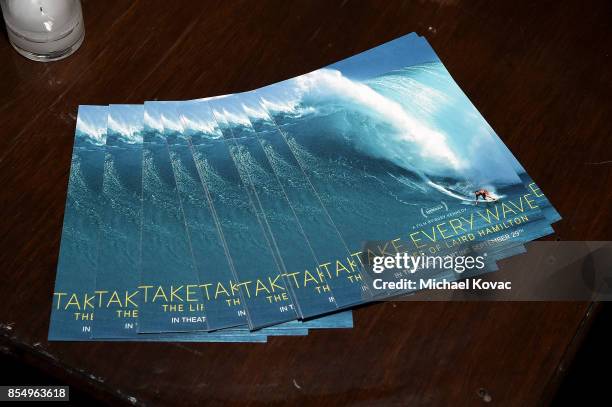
xmin=108 ymin=114 xmax=142 ymax=144
xmin=142 ymin=148 xmax=179 ymax=215
xmin=102 ymin=155 xmax=140 ymax=221
xmin=242 ymin=102 xmax=271 ymax=121
xmin=68 ymin=154 xmax=103 ymax=222
xmin=76 ymin=116 xmax=106 ymax=146
xmin=144 ymin=110 xmax=164 ymax=133
xmin=191 ymin=150 xmax=231 ymax=199
xmin=367 ymin=63 xmax=518 ymax=184
xmin=266 ymin=68 xmax=464 ymax=175
xmin=212 ymin=107 xmax=252 ymax=128
xmin=180 ymin=114 xmax=219 ymax=136
xmin=255 ymin=63 xmax=520 ymax=185
xmin=170 ymin=149 xmax=209 ymax=208
xmin=161 ymin=113 xmax=183 ymax=134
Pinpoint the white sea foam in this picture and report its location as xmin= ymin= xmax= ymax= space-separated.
xmin=108 ymin=114 xmax=142 ymax=144
xmin=242 ymin=102 xmax=271 ymax=121
xmin=180 ymin=114 xmax=218 ymax=134
xmin=275 ymin=69 xmax=464 ymax=172
xmin=260 ymin=96 xmax=299 ymax=114
xmin=161 ymin=112 xmax=183 ymax=133
xmin=213 ymin=108 xmax=252 ymax=127
xmin=143 ymin=110 xmax=164 ymax=132
xmin=76 ymin=116 xmax=106 ymax=145
xmin=255 ymin=64 xmax=518 ymax=185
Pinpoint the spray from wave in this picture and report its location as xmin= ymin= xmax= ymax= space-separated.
xmin=281 ymin=69 xmax=463 ymax=171
xmin=255 ymin=64 xmax=520 ymax=202
xmin=108 ymin=114 xmax=142 ymax=144
xmin=76 ymin=116 xmax=106 ymax=146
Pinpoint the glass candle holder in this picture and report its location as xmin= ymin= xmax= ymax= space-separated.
xmin=0 ymin=0 xmax=84 ymax=62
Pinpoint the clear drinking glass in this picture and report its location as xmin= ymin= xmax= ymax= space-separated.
xmin=0 ymin=0 xmax=84 ymax=62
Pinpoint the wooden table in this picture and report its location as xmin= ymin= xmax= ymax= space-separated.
xmin=1 ymin=1 xmax=611 ymax=405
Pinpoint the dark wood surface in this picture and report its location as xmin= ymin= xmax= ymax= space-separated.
xmin=1 ymin=1 xmax=611 ymax=405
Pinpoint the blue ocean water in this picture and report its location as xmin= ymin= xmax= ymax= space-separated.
xmin=164 ymin=112 xmax=248 ymax=330
xmin=93 ymin=105 xmax=144 ymax=338
xmin=167 ymin=100 xmax=356 ymax=331
xmin=52 ymin=33 xmax=558 ymax=339
xmin=414 ymin=38 xmax=561 ymax=224
xmin=324 ymin=33 xmax=558 ymax=225
xmin=180 ymin=100 xmax=360 ymax=328
xmin=208 ymin=96 xmax=352 ymax=318
xmin=185 ymin=99 xmax=299 ymax=329
xmin=363 ymin=62 xmax=557 ymax=254
xmin=139 ymin=102 xmax=208 ymax=333
xmin=49 ymin=106 xmax=108 ymax=340
xmin=51 ymin=106 xmax=268 ymax=342
xmin=249 ymin=61 xmax=553 ymax=296
xmin=238 ymin=92 xmax=374 ymax=306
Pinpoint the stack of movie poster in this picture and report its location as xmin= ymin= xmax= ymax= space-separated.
xmin=49 ymin=33 xmax=560 ymax=342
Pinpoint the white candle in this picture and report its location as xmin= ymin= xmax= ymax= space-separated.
xmin=1 ymin=0 xmax=84 ymax=61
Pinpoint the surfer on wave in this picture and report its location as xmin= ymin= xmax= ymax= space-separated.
xmin=474 ymin=188 xmax=496 ymax=204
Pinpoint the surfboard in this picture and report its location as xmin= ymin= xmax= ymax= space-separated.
xmin=473 ymin=198 xmax=499 ymax=203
